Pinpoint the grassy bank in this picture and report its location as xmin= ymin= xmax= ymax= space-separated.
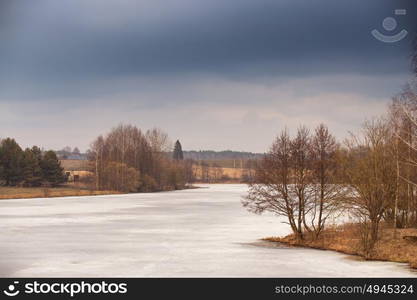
xmin=264 ymin=223 xmax=417 ymax=270
xmin=0 ymin=186 xmax=120 ymax=200
xmin=0 ymin=184 xmax=200 ymax=200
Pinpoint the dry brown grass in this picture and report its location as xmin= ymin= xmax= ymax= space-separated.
xmin=264 ymin=223 xmax=417 ymax=270
xmin=374 ymin=227 xmax=417 ymax=268
xmin=0 ymin=186 xmax=120 ymax=200
xmin=60 ymin=159 xmax=90 ymax=171
xmin=221 ymin=167 xmax=245 ymax=179
xmin=192 ymin=165 xmax=247 ymax=182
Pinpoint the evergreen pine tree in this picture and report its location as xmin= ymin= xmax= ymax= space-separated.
xmin=22 ymin=147 xmax=43 ymax=187
xmin=173 ymin=140 xmax=184 ymax=160
xmin=0 ymin=138 xmax=23 ymax=185
xmin=40 ymin=150 xmax=66 ymax=186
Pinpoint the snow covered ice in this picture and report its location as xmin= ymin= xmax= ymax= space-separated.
xmin=0 ymin=184 xmax=415 ymax=277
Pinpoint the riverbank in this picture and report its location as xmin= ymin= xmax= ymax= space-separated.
xmin=1 ymin=184 xmax=413 ymax=277
xmin=0 ymin=186 xmax=121 ymax=200
xmin=0 ymin=184 xmax=200 ymax=200
xmin=264 ymin=223 xmax=417 ymax=270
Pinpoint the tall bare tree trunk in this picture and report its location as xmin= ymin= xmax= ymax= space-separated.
xmin=394 ymin=134 xmax=399 ymax=238
xmin=406 ymin=123 xmax=412 ymax=227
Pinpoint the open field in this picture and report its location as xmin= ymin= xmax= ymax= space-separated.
xmin=192 ymin=165 xmax=254 ymax=182
xmin=197 ymin=159 xmax=249 ymax=169
xmin=193 ymin=165 xmax=245 ymax=179
xmin=221 ymin=167 xmax=246 ymax=179
xmin=265 ymin=224 xmax=417 ymax=270
xmin=0 ymin=186 xmax=119 ymax=200
xmin=60 ymin=159 xmax=90 ymax=171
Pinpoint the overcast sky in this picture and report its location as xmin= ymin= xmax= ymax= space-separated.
xmin=1 ymin=0 xmax=416 ymax=152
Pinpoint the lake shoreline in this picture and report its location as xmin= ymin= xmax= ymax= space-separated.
xmin=0 ymin=184 xmax=414 ymax=277
xmin=264 ymin=224 xmax=417 ymax=271
xmin=0 ymin=184 xmax=200 ymax=200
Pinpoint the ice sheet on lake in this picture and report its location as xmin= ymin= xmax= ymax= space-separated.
xmin=0 ymin=184 xmax=415 ymax=277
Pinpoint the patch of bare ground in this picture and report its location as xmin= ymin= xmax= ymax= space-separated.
xmin=264 ymin=223 xmax=417 ymax=270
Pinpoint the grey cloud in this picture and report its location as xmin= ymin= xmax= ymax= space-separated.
xmin=0 ymin=75 xmax=395 ymax=152
xmin=0 ymin=0 xmax=416 ymax=100
xmin=0 ymin=0 xmax=416 ymax=152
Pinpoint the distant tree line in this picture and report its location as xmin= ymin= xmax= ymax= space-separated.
xmin=89 ymin=125 xmax=191 ymax=192
xmin=56 ymin=146 xmax=87 ymax=160
xmin=0 ymin=138 xmax=66 ymax=187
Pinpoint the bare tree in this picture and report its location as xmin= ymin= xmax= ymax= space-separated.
xmin=243 ymin=129 xmax=305 ymax=240
xmin=89 ymin=124 xmax=187 ymax=192
xmin=91 ymin=135 xmax=104 ymax=190
xmin=290 ymin=126 xmax=314 ymax=236
xmin=145 ymin=127 xmax=171 ymax=189
xmin=210 ymin=163 xmax=223 ymax=182
xmin=389 ymin=85 xmax=417 ymax=227
xmin=145 ymin=128 xmax=171 ymax=153
xmin=309 ymin=124 xmax=345 ymax=238
xmin=343 ymin=119 xmax=396 ymax=253
xmin=183 ymin=159 xmax=195 ymax=183
xmin=200 ymin=161 xmax=210 ymax=183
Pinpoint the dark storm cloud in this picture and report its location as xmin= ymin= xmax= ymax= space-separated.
xmin=1 ymin=0 xmax=417 ymax=152
xmin=0 ymin=0 xmax=416 ymax=100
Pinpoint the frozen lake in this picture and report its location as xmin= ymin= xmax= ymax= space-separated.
xmin=0 ymin=184 xmax=415 ymax=277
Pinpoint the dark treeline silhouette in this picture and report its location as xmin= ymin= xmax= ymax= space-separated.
xmin=56 ymin=146 xmax=87 ymax=160
xmin=0 ymin=138 xmax=66 ymax=187
xmin=89 ymin=125 xmax=191 ymax=192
